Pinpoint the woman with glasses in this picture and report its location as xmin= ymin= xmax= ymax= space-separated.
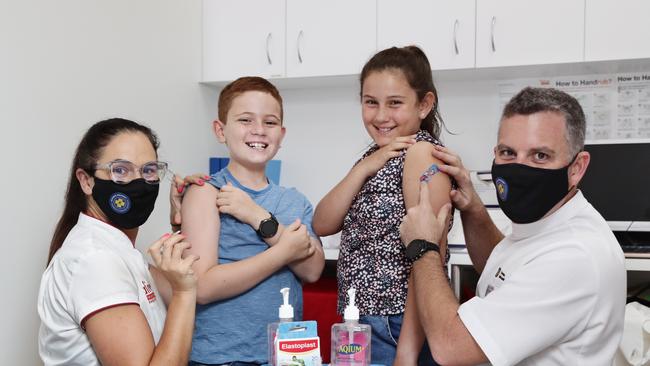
xmin=37 ymin=118 xmax=199 ymax=366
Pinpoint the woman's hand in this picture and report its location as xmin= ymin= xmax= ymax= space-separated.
xmin=169 ymin=173 xmax=210 ymax=228
xmin=215 ymin=182 xmax=267 ymax=227
xmin=356 ymin=135 xmax=416 ymax=177
xmin=148 ymin=232 xmax=199 ymax=293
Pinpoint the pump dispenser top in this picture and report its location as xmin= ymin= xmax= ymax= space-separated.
xmin=279 ymin=287 xmax=294 ymax=319
xmin=344 ymin=288 xmax=359 ymax=321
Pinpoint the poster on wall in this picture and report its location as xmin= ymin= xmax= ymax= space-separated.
xmin=498 ymin=72 xmax=650 ymax=144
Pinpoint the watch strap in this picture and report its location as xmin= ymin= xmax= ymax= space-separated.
xmin=408 ymin=239 xmax=440 ymax=261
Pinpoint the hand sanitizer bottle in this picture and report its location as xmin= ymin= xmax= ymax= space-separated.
xmin=331 ymin=288 xmax=371 ymax=366
xmin=268 ymin=287 xmax=294 ymax=366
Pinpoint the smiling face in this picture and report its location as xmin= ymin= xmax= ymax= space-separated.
xmin=214 ymin=90 xmax=285 ymax=170
xmin=361 ymin=69 xmax=430 ymax=147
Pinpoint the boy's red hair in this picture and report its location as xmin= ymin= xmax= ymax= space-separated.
xmin=218 ymin=76 xmax=283 ymax=123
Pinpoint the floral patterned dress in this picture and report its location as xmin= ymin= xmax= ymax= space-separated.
xmin=337 ymin=129 xmax=453 ymax=315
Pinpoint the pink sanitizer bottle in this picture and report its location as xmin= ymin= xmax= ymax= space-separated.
xmin=331 ymin=288 xmax=371 ymax=366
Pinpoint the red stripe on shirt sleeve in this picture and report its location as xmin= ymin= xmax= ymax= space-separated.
xmin=80 ymin=302 xmax=140 ymax=330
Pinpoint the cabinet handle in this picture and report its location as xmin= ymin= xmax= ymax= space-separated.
xmin=266 ymin=32 xmax=273 ymax=65
xmin=490 ymin=16 xmax=496 ymax=52
xmin=453 ymin=19 xmax=459 ymax=55
xmin=297 ymin=30 xmax=304 ymax=63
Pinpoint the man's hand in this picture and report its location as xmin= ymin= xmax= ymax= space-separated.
xmin=216 ymin=182 xmax=267 ymax=228
xmin=400 ymin=182 xmax=450 ymax=249
xmin=432 ymin=145 xmax=483 ymax=213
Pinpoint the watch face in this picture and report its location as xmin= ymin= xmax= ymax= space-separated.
xmin=406 ymin=240 xmax=426 ymax=260
xmin=259 ymin=216 xmax=279 ymax=238
xmin=407 ymin=240 xmax=440 ymax=261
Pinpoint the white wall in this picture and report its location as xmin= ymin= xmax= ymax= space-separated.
xmin=0 ymin=1 xmax=223 ymax=363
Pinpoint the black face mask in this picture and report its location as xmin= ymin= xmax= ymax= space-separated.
xmin=491 ymin=160 xmax=573 ymax=224
xmin=92 ymin=177 xmax=159 ymax=229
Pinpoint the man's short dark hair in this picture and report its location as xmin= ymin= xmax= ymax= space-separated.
xmin=502 ymin=87 xmax=586 ymax=158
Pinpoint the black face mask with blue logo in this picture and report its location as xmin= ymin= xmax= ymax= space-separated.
xmin=92 ymin=177 xmax=159 ymax=229
xmin=491 ymin=160 xmax=573 ymax=224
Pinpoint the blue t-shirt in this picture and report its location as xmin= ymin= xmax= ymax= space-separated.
xmin=191 ymin=168 xmax=317 ymax=364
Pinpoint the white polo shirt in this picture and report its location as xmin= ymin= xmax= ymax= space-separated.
xmin=38 ymin=213 xmax=166 ymax=366
xmin=458 ymin=191 xmax=625 ymax=366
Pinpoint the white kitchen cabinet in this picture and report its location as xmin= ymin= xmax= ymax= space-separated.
xmin=585 ymin=0 xmax=650 ymax=61
xmin=285 ymin=0 xmax=376 ymax=78
xmin=202 ymin=0 xmax=285 ymax=82
xmin=476 ymin=0 xmax=585 ymax=68
xmin=377 ymin=0 xmax=475 ymax=70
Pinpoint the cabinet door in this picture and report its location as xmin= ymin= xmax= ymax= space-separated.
xmin=377 ymin=0 xmax=475 ymax=70
xmin=202 ymin=0 xmax=285 ymax=82
xmin=586 ymin=0 xmax=650 ymax=61
xmin=476 ymin=0 xmax=584 ymax=67
xmin=286 ymin=0 xmax=376 ymax=77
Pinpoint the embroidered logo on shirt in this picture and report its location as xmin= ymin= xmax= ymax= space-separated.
xmin=494 ymin=267 xmax=506 ymax=281
xmin=142 ymin=280 xmax=156 ymax=303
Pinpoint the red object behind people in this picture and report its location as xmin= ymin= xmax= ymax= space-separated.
xmin=303 ymin=276 xmax=341 ymax=363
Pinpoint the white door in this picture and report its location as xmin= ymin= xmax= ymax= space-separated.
xmin=586 ymin=0 xmax=650 ymax=61
xmin=476 ymin=0 xmax=585 ymax=67
xmin=377 ymin=0 xmax=475 ymax=70
xmin=286 ymin=0 xmax=377 ymax=78
xmin=202 ymin=0 xmax=285 ymax=82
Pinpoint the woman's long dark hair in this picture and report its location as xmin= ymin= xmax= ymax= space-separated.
xmin=47 ymin=118 xmax=159 ymax=265
xmin=360 ymin=45 xmax=445 ymax=140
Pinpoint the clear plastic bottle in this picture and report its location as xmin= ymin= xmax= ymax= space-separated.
xmin=331 ymin=288 xmax=371 ymax=366
xmin=267 ymin=287 xmax=294 ymax=366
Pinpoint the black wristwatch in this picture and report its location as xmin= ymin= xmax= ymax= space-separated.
xmin=256 ymin=212 xmax=279 ymax=239
xmin=405 ymin=239 xmax=440 ymax=261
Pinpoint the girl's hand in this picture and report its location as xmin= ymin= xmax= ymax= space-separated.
xmin=216 ymin=182 xmax=267 ymax=227
xmin=357 ymin=135 xmax=416 ymax=177
xmin=276 ymin=219 xmax=314 ymax=263
xmin=148 ymin=232 xmax=199 ymax=293
xmin=170 ymin=173 xmax=210 ymax=228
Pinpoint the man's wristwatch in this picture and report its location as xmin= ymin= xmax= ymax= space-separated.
xmin=405 ymin=239 xmax=440 ymax=261
xmin=256 ymin=212 xmax=279 ymax=239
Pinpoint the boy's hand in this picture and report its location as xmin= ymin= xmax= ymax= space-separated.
xmin=216 ymin=182 xmax=267 ymax=227
xmin=276 ymin=219 xmax=314 ymax=263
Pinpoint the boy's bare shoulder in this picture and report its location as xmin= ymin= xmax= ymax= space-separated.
xmin=185 ymin=183 xmax=219 ymax=199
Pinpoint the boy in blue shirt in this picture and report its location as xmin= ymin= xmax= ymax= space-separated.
xmin=182 ymin=76 xmax=325 ymax=365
